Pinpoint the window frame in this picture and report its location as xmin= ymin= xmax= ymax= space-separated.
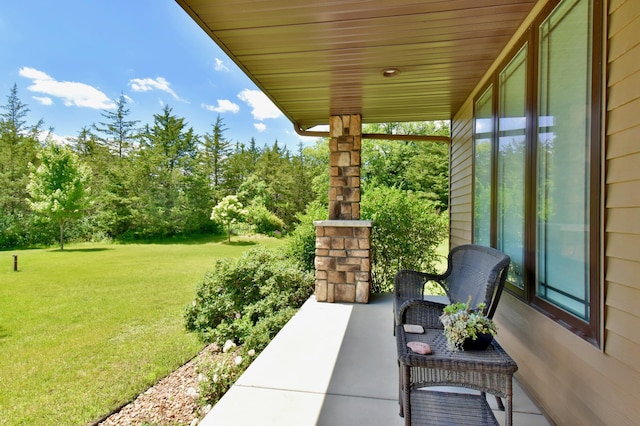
xmin=471 ymin=0 xmax=602 ymax=345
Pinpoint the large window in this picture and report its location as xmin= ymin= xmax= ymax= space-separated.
xmin=473 ymin=86 xmax=493 ymax=247
xmin=497 ymin=46 xmax=527 ymax=289
xmin=472 ymin=0 xmax=600 ymax=342
xmin=537 ymin=0 xmax=594 ymax=321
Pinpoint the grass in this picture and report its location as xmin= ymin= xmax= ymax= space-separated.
xmin=424 ymin=238 xmax=449 ymax=295
xmin=0 ymin=235 xmax=284 ymax=426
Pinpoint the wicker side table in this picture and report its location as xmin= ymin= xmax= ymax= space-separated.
xmin=396 ymin=326 xmax=518 ymax=426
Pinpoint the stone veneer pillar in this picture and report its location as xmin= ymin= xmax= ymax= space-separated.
xmin=314 ymin=220 xmax=372 ymax=303
xmin=314 ymin=114 xmax=372 ymax=303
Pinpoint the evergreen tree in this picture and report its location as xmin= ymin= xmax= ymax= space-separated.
xmin=200 ymin=115 xmax=231 ymax=204
xmin=134 ymin=105 xmax=202 ymax=237
xmin=0 ymin=85 xmax=47 ymax=248
xmin=223 ymin=140 xmax=258 ymax=195
xmin=70 ymin=126 xmax=116 ymax=239
xmin=254 ymin=140 xmax=296 ymax=223
xmin=93 ymin=94 xmax=139 ymax=159
xmin=0 ymin=84 xmax=42 ymax=215
xmin=290 ymin=142 xmax=313 ymax=214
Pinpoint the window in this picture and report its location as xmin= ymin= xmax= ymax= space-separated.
xmin=472 ymin=0 xmax=600 ymax=342
xmin=537 ymin=0 xmax=594 ymax=321
xmin=473 ymin=86 xmax=493 ymax=247
xmin=497 ymin=46 xmax=528 ymax=289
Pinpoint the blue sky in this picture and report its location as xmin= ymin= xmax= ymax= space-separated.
xmin=0 ymin=0 xmax=318 ymax=150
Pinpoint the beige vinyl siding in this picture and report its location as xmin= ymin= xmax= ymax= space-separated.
xmin=447 ymin=0 xmax=640 ymax=423
xmin=606 ymin=0 xmax=640 ymax=383
xmin=449 ymin=98 xmax=473 ymax=248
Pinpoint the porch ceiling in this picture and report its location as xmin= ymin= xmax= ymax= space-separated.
xmin=175 ymin=0 xmax=536 ymax=129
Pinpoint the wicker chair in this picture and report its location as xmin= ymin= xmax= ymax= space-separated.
xmin=394 ymin=244 xmax=511 ymax=414
xmin=393 ymin=244 xmax=510 ymax=331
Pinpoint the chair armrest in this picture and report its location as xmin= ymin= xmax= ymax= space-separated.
xmin=394 ymin=269 xmax=446 ymax=299
xmin=398 ymin=299 xmax=447 ymax=329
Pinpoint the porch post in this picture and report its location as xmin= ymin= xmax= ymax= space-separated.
xmin=314 ymin=114 xmax=372 ymax=303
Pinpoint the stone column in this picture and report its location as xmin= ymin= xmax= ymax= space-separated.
xmin=314 ymin=220 xmax=372 ymax=303
xmin=328 ymin=114 xmax=361 ymax=220
xmin=314 ymin=114 xmax=372 ymax=303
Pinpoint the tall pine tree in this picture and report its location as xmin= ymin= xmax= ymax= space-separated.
xmin=93 ymin=94 xmax=139 ymax=159
xmin=200 ymin=115 xmax=231 ymax=204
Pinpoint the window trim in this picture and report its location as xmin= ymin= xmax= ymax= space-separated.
xmin=471 ymin=0 xmax=602 ymax=346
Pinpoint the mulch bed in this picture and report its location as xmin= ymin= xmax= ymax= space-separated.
xmin=95 ymin=344 xmax=219 ymax=426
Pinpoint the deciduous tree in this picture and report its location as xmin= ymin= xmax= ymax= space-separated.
xmin=26 ymin=140 xmax=91 ymax=250
xmin=210 ymin=195 xmax=247 ymax=243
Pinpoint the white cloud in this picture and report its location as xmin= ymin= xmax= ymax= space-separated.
xmin=201 ymin=99 xmax=240 ymax=114
xmin=36 ymin=130 xmax=71 ymax=145
xmin=237 ymin=89 xmax=282 ymax=120
xmin=254 ymin=122 xmax=267 ymax=132
xmin=214 ymin=58 xmax=230 ymax=72
xmin=129 ymin=77 xmax=184 ymax=101
xmin=33 ymin=96 xmax=53 ymax=106
xmin=19 ymin=67 xmax=116 ymax=109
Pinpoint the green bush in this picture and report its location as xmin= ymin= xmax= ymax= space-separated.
xmin=361 ymin=186 xmax=448 ymax=293
xmin=246 ymin=202 xmax=285 ymax=235
xmin=185 ymin=246 xmax=314 ymax=407
xmin=285 ymin=201 xmax=328 ymax=272
xmin=184 ymin=246 xmax=314 ymax=345
xmin=243 ymin=307 xmax=298 ymax=352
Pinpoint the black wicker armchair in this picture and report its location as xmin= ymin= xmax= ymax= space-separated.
xmin=393 ymin=244 xmax=510 ymax=331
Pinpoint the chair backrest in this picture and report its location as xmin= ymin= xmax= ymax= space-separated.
xmin=443 ymin=244 xmax=510 ymax=318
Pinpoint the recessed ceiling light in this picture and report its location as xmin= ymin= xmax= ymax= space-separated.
xmin=382 ymin=68 xmax=400 ymax=77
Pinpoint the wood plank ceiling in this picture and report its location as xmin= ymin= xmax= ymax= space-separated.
xmin=175 ymin=0 xmax=537 ymax=130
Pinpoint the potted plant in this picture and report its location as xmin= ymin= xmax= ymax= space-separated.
xmin=439 ymin=296 xmax=497 ymax=352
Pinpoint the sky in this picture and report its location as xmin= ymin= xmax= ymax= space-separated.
xmin=0 ymin=0 xmax=319 ymax=150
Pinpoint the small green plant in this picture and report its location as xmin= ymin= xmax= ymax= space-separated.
xmin=440 ymin=296 xmax=497 ymax=352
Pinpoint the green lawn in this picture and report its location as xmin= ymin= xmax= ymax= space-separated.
xmin=0 ymin=236 xmax=284 ymax=425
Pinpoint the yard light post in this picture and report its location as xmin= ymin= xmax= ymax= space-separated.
xmin=13 ymin=254 xmax=18 ymax=271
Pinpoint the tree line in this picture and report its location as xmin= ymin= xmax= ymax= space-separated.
xmin=0 ymin=84 xmax=450 ymax=250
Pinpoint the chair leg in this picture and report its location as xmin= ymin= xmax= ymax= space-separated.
xmin=495 ymin=396 xmax=505 ymax=411
xmin=481 ymin=392 xmax=505 ymax=411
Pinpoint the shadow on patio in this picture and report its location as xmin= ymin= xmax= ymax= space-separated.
xmin=199 ymin=294 xmax=550 ymax=425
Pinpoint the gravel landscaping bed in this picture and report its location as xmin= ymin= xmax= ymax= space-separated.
xmin=96 ymin=344 xmax=218 ymax=426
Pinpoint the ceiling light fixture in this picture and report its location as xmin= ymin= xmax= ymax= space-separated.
xmin=382 ymin=68 xmax=400 ymax=77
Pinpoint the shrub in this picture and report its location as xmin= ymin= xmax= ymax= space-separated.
xmin=186 ymin=246 xmax=314 ymax=407
xmin=285 ymin=201 xmax=328 ymax=272
xmin=184 ymin=246 xmax=314 ymax=346
xmin=243 ymin=307 xmax=298 ymax=352
xmin=361 ymin=186 xmax=448 ymax=293
xmin=245 ymin=202 xmax=285 ymax=235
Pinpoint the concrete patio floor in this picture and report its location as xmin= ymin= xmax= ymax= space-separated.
xmin=199 ymin=294 xmax=551 ymax=426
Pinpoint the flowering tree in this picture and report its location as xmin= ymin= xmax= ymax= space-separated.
xmin=211 ymin=195 xmax=247 ymax=243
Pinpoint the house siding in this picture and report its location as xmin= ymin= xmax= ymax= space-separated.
xmin=604 ymin=0 xmax=640 ymax=386
xmin=449 ymin=99 xmax=473 ymax=249
xmin=448 ymin=0 xmax=640 ymax=423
